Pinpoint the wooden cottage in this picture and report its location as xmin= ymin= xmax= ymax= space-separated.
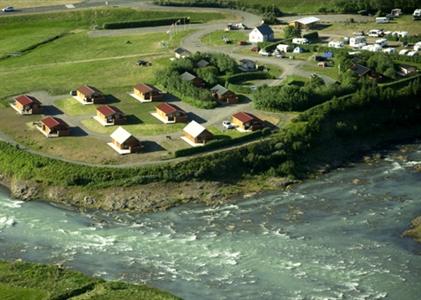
xmin=133 ymin=83 xmax=164 ymax=102
xmin=210 ymin=84 xmax=238 ymax=104
xmin=12 ymin=95 xmax=42 ymax=115
xmin=182 ymin=121 xmax=213 ymax=146
xmin=180 ymin=72 xmax=205 ymax=88
xmin=76 ymin=85 xmax=106 ymax=104
xmin=39 ymin=116 xmax=70 ymax=138
xmin=232 ymin=112 xmax=264 ymax=132
xmin=108 ymin=127 xmax=142 ymax=155
xmin=154 ymin=103 xmax=188 ymax=124
xmin=95 ymin=105 xmax=126 ymax=126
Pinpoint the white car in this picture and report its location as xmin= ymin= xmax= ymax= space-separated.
xmin=2 ymin=6 xmax=14 ymax=12
xmin=222 ymin=121 xmax=235 ymax=129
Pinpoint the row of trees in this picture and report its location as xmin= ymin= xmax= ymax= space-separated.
xmin=253 ymin=73 xmax=358 ymax=112
xmin=328 ymin=0 xmax=419 ymax=14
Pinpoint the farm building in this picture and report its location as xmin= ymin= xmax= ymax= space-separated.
xmin=132 ymin=83 xmax=164 ymax=102
xmin=174 ymin=47 xmax=192 ymax=59
xmin=232 ymin=112 xmax=264 ymax=132
xmin=94 ymin=105 xmax=126 ymax=127
xmin=289 ymin=16 xmax=320 ymax=30
xmin=76 ymin=85 xmax=105 ymax=105
xmin=153 ymin=102 xmax=188 ymax=124
xmin=180 ymin=72 xmax=205 ymax=88
xmin=182 ymin=121 xmax=214 ymax=146
xmin=108 ymin=127 xmax=142 ymax=155
xmin=210 ymin=84 xmax=238 ymax=104
xmin=38 ymin=116 xmax=70 ymax=138
xmin=249 ymin=24 xmax=274 ymax=43
xmin=11 ymin=95 xmax=42 ymax=115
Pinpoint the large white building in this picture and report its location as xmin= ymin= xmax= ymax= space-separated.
xmin=249 ymin=24 xmax=274 ymax=43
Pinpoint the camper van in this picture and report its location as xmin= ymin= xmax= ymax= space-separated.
xmin=375 ymin=38 xmax=388 ymax=47
xmin=328 ymin=41 xmax=344 ymax=49
xmin=413 ymin=9 xmax=421 ymax=20
xmin=368 ymin=29 xmax=384 ymax=37
xmin=350 ymin=36 xmax=367 ymax=48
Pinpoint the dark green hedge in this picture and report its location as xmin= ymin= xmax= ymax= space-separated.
xmin=227 ymin=72 xmax=272 ymax=84
xmin=102 ymin=17 xmax=190 ymax=29
xmin=174 ymin=131 xmax=265 ymax=157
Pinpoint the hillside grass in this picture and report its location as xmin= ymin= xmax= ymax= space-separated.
xmin=201 ymin=30 xmax=248 ymax=46
xmin=0 ymin=7 xmax=224 ymax=57
xmin=0 ymin=0 xmax=82 ymax=8
xmin=0 ymin=260 xmax=179 ymax=300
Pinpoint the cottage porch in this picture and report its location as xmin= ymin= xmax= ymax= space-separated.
xmin=10 ymin=103 xmax=31 ymax=115
xmin=180 ymin=136 xmax=205 ymax=147
xmin=35 ymin=124 xmax=59 ymax=138
xmin=129 ymin=93 xmax=153 ymax=103
xmin=73 ymin=95 xmax=94 ymax=105
xmin=93 ymin=116 xmax=114 ymax=127
xmin=150 ymin=112 xmax=176 ymax=124
xmin=107 ymin=142 xmax=132 ymax=155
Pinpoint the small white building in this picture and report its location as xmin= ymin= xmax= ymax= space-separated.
xmin=249 ymin=24 xmax=274 ymax=43
xmin=292 ymin=38 xmax=309 ymax=45
xmin=328 ymin=41 xmax=344 ymax=49
xmin=276 ymin=44 xmax=291 ymax=52
xmin=350 ymin=36 xmax=367 ymax=48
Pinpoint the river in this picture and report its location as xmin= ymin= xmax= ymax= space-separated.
xmin=0 ymin=144 xmax=421 ymax=299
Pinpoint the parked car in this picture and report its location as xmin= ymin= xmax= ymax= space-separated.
xmin=1 ymin=6 xmax=14 ymax=12
xmin=222 ymin=121 xmax=235 ymax=129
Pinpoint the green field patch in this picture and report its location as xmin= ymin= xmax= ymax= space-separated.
xmin=202 ymin=30 xmax=248 ymax=46
xmin=55 ymin=98 xmax=97 ymax=116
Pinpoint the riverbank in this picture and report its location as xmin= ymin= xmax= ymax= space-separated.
xmin=0 ymin=260 xmax=179 ymax=299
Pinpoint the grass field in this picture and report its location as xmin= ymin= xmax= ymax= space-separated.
xmin=202 ymin=30 xmax=248 ymax=46
xmin=0 ymin=260 xmax=179 ymax=300
xmin=0 ymin=7 xmax=225 ymax=57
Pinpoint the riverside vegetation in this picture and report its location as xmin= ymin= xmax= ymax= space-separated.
xmin=0 ymin=260 xmax=179 ymax=300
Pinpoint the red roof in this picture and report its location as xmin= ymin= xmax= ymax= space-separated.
xmin=15 ymin=95 xmax=40 ymax=106
xmin=97 ymin=105 xmax=122 ymax=117
xmin=156 ymin=103 xmax=184 ymax=115
xmin=77 ymin=85 xmax=102 ymax=97
xmin=232 ymin=112 xmax=258 ymax=123
xmin=41 ymin=117 xmax=69 ymax=129
xmin=134 ymin=83 xmax=156 ymax=94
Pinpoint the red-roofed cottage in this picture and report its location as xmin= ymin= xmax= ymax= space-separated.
xmin=154 ymin=103 xmax=188 ymax=123
xmin=95 ymin=105 xmax=126 ymax=126
xmin=133 ymin=83 xmax=164 ymax=102
xmin=76 ymin=85 xmax=105 ymax=104
xmin=39 ymin=117 xmax=70 ymax=138
xmin=12 ymin=95 xmax=42 ymax=115
xmin=232 ymin=112 xmax=264 ymax=131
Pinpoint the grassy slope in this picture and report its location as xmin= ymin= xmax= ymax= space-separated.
xmin=0 ymin=260 xmax=179 ymax=300
xmin=0 ymin=1 xmax=82 ymax=8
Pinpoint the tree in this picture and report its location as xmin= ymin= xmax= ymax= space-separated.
xmin=283 ymin=26 xmax=301 ymax=39
xmin=197 ymin=66 xmax=219 ymax=86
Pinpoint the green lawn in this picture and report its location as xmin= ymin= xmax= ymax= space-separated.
xmin=0 ymin=260 xmax=179 ymax=300
xmin=301 ymin=62 xmax=340 ymax=81
xmin=55 ymin=98 xmax=97 ymax=116
xmin=202 ymin=30 xmax=248 ymax=46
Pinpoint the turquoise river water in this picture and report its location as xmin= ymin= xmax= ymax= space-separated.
xmin=0 ymin=144 xmax=421 ymax=299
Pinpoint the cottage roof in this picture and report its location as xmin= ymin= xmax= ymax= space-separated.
xmin=197 ymin=59 xmax=210 ymax=68
xmin=255 ymin=24 xmax=274 ymax=36
xmin=400 ymin=64 xmax=417 ymax=71
xmin=233 ymin=112 xmax=259 ymax=123
xmin=156 ymin=102 xmax=184 ymax=115
xmin=15 ymin=95 xmax=40 ymax=106
xmin=240 ymin=59 xmax=256 ymax=66
xmin=174 ymin=47 xmax=191 ymax=56
xmin=110 ymin=127 xmax=133 ymax=144
xmin=77 ymin=85 xmax=102 ymax=97
xmin=210 ymin=84 xmax=229 ymax=97
xmin=41 ymin=117 xmax=68 ymax=129
xmin=183 ymin=120 xmax=208 ymax=138
xmin=134 ymin=83 xmax=156 ymax=94
xmin=180 ymin=71 xmax=197 ymax=81
xmin=351 ymin=64 xmax=370 ymax=76
xmin=97 ymin=105 xmax=122 ymax=117
xmin=295 ymin=16 xmax=320 ymax=25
